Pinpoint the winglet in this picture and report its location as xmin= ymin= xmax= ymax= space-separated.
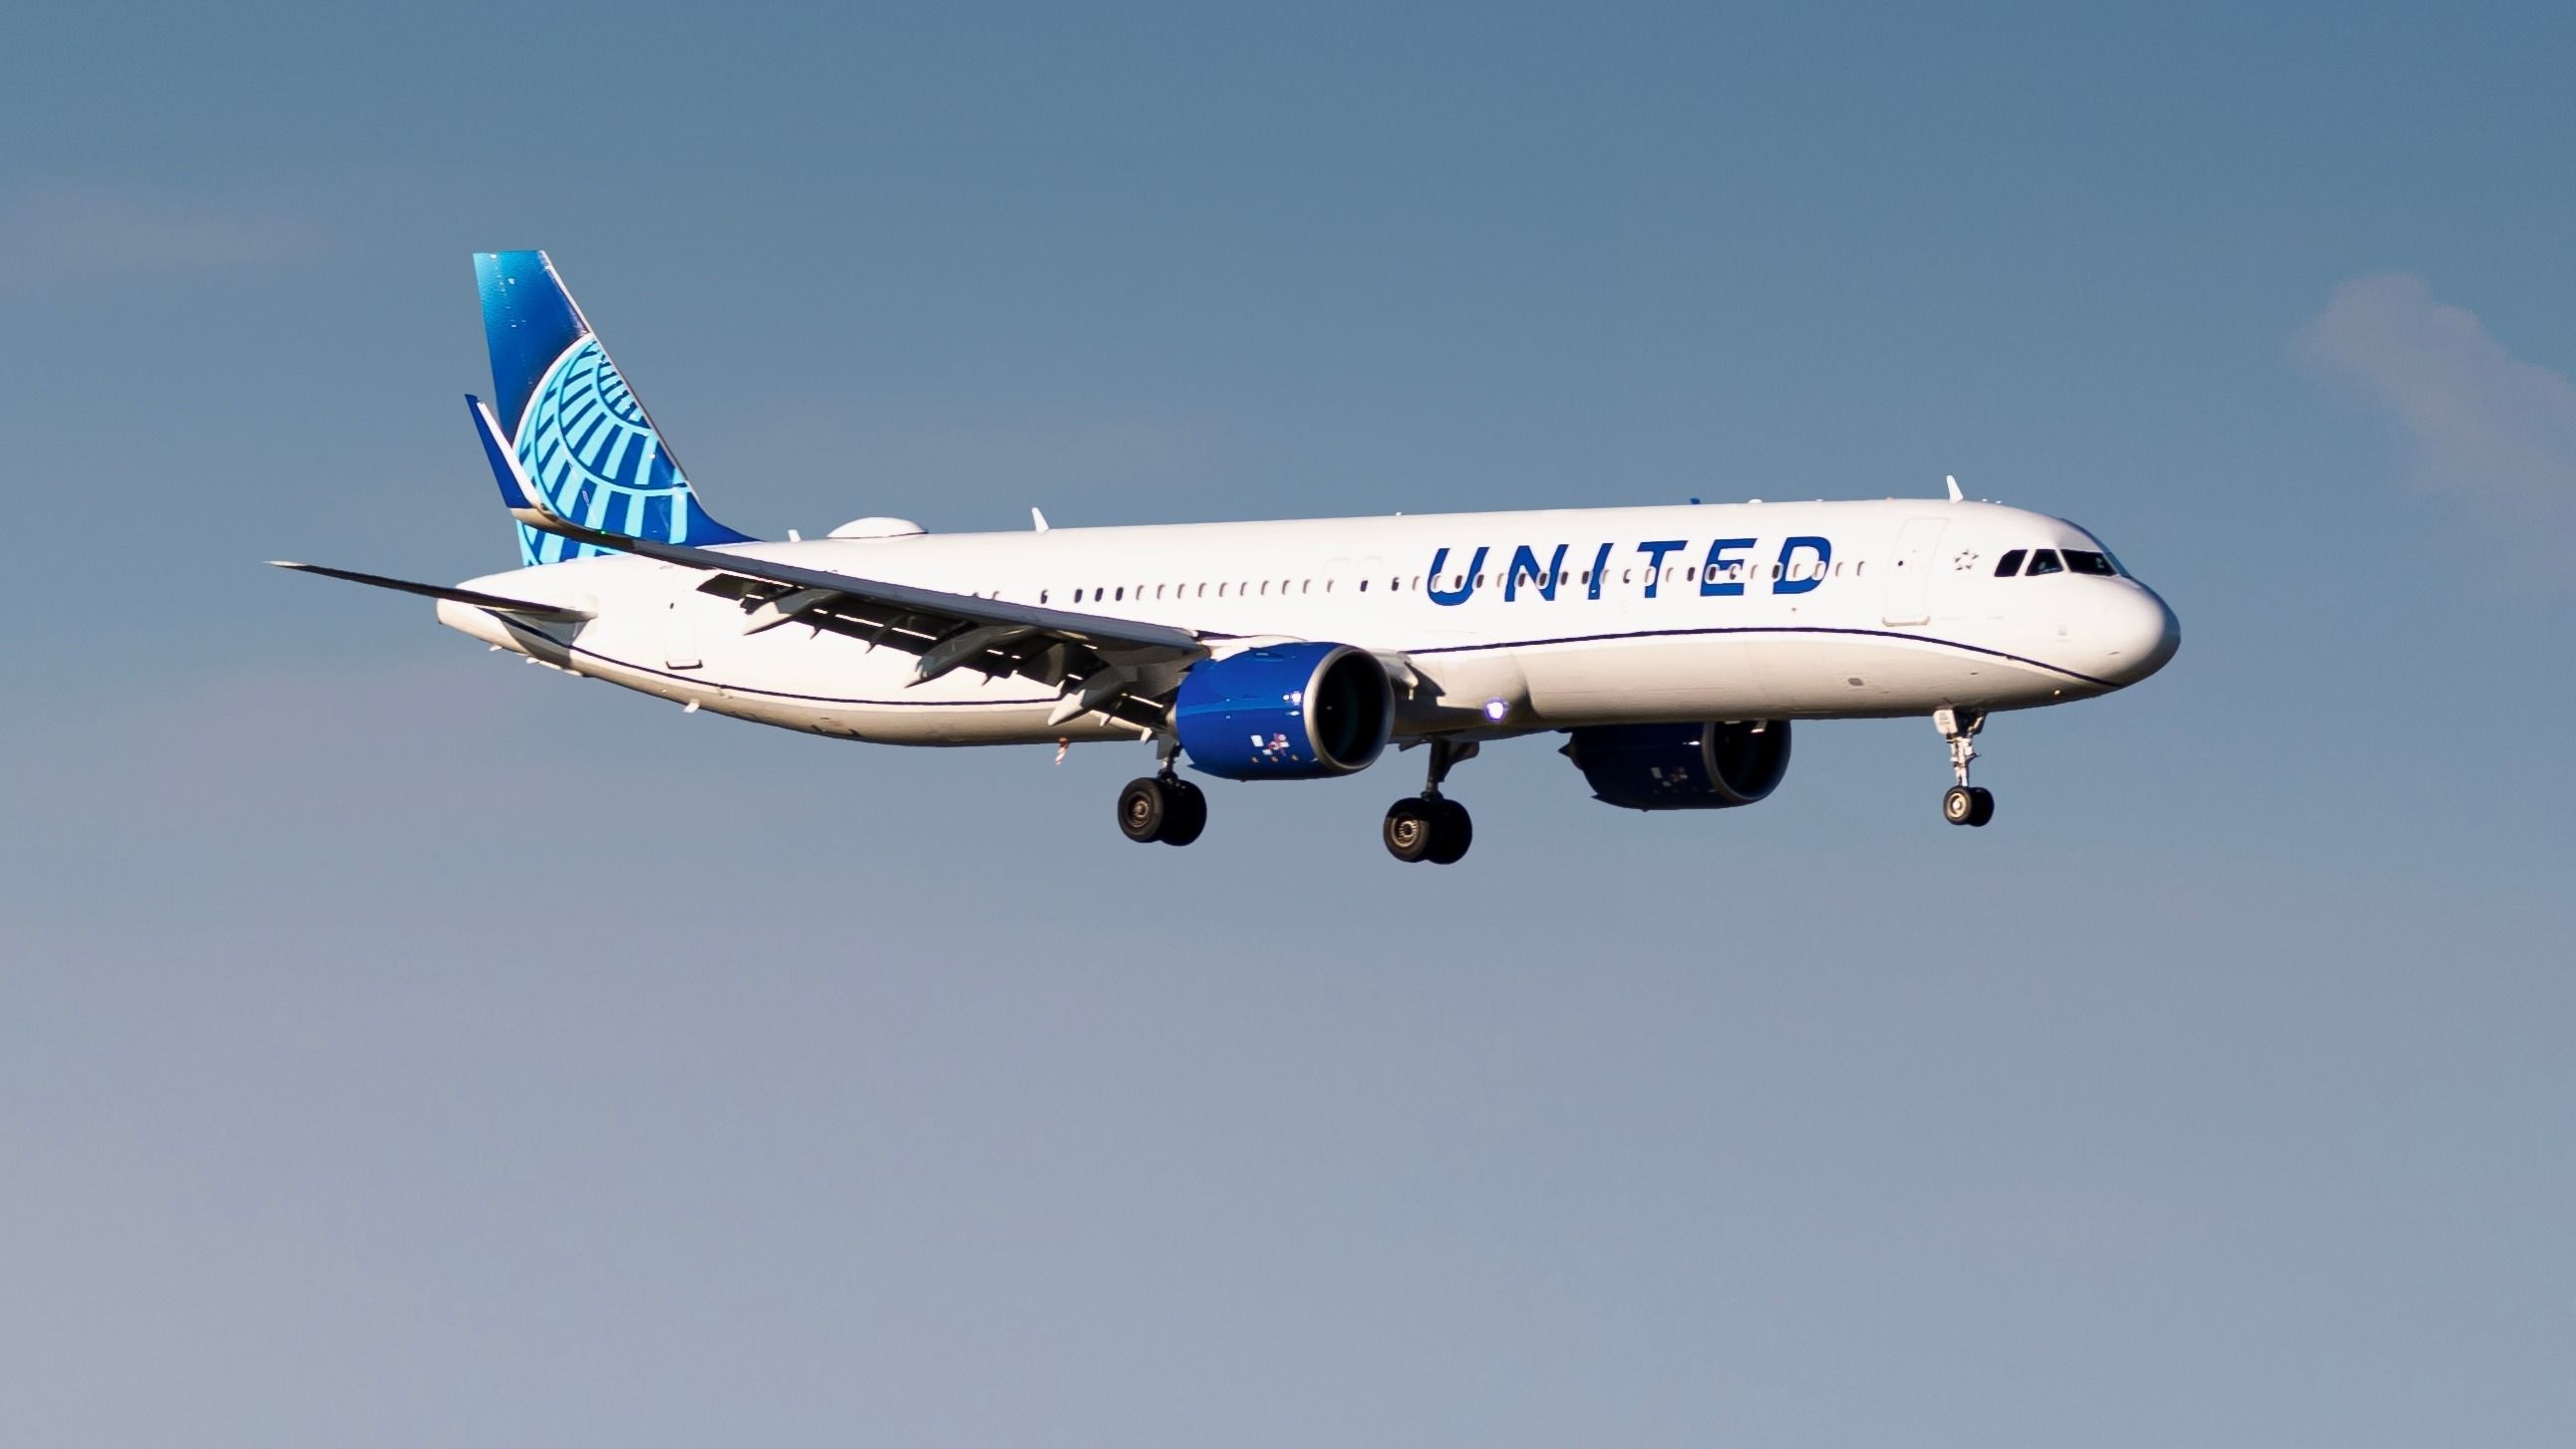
xmin=1032 ymin=506 xmax=1050 ymax=533
xmin=1945 ymin=473 xmax=1964 ymax=502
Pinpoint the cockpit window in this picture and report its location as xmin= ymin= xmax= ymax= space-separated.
xmin=1995 ymin=549 xmax=2027 ymax=577
xmin=2026 ymin=549 xmax=2065 ymax=576
xmin=2064 ymin=550 xmax=2116 ymax=576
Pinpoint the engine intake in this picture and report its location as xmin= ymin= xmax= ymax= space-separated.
xmin=1173 ymin=643 xmax=1394 ymax=780
xmin=1562 ymin=721 xmax=1792 ymax=810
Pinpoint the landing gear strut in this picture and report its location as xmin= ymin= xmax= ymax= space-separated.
xmin=1385 ymin=737 xmax=1476 ymax=864
xmin=1118 ymin=737 xmax=1206 ymax=846
xmin=1935 ymin=707 xmax=1995 ymax=827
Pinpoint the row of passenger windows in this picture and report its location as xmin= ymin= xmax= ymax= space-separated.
xmin=1994 ymin=547 xmax=2119 ymax=579
xmin=1041 ymin=558 xmax=1863 ymax=606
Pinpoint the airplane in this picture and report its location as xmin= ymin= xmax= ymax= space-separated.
xmin=278 ymin=250 xmax=2180 ymax=865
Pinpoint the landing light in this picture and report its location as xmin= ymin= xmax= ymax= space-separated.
xmin=1483 ymin=699 xmax=1510 ymax=722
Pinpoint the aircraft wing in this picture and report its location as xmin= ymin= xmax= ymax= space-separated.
xmin=469 ymin=397 xmax=1212 ymax=726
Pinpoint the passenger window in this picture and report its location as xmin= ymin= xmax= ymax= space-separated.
xmin=1995 ymin=549 xmax=2026 ymax=577
xmin=1259 ymin=581 xmax=1269 ymax=595
xmin=1218 ymin=582 xmax=1229 ymax=597
xmin=2027 ymin=549 xmax=2064 ymax=577
xmin=1115 ymin=586 xmax=1126 ymax=601
xmin=1040 ymin=590 xmax=1050 ymax=604
xmin=2064 ymin=550 xmax=2116 ymax=576
xmin=1359 ymin=579 xmax=1369 ymax=592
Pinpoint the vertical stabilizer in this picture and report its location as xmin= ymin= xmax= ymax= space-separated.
xmin=474 ymin=251 xmax=751 ymax=564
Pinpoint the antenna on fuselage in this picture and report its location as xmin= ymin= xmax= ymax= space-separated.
xmin=1945 ymin=474 xmax=1963 ymax=502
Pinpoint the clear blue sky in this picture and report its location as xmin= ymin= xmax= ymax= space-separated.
xmin=4 ymin=4 xmax=2571 ymax=1445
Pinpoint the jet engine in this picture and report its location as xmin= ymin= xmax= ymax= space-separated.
xmin=1561 ymin=721 xmax=1792 ymax=810
xmin=1172 ymin=643 xmax=1394 ymax=780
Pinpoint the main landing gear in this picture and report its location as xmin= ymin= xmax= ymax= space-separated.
xmin=1384 ymin=738 xmax=1476 ymax=865
xmin=1115 ymin=736 xmax=1480 ymax=863
xmin=1935 ymin=707 xmax=1996 ymax=827
xmin=1118 ymin=739 xmax=1205 ymax=847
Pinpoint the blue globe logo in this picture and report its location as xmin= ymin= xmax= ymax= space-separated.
xmin=514 ymin=337 xmax=693 ymax=561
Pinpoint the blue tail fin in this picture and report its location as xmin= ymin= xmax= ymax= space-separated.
xmin=474 ymin=250 xmax=753 ymax=565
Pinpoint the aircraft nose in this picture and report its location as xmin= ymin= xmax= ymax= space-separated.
xmin=2099 ymin=584 xmax=2180 ymax=685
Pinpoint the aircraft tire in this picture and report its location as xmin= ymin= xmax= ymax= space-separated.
xmin=1383 ymin=797 xmax=1439 ymax=863
xmin=1160 ymin=779 xmax=1207 ymax=846
xmin=1119 ymin=776 xmax=1172 ymax=843
xmin=1966 ymin=786 xmax=1995 ymax=827
xmin=1943 ymin=784 xmax=1977 ymax=826
xmin=1425 ymin=798 xmax=1472 ymax=865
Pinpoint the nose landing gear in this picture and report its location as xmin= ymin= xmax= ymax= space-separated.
xmin=1936 ymin=707 xmax=1995 ymax=827
xmin=1384 ymin=737 xmax=1475 ymax=864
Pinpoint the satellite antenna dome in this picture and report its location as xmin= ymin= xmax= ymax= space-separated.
xmin=826 ymin=516 xmax=927 ymax=539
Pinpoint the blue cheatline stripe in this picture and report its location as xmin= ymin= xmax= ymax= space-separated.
xmin=1408 ymin=625 xmax=2118 ymax=689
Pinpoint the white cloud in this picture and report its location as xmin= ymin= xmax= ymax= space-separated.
xmin=2298 ymin=273 xmax=2576 ymax=577
xmin=0 ymin=183 xmax=331 ymax=281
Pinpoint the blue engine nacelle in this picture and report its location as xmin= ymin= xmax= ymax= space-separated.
xmin=1173 ymin=643 xmax=1394 ymax=780
xmin=1561 ymin=721 xmax=1792 ymax=810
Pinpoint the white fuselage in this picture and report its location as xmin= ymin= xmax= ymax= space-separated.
xmin=437 ymin=498 xmax=2179 ymax=744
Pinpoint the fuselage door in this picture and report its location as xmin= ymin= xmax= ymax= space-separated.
xmin=1881 ymin=517 xmax=1947 ymax=626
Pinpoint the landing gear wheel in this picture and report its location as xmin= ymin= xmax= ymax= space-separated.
xmin=1383 ymin=797 xmax=1439 ymax=863
xmin=1159 ymin=778 xmax=1207 ymax=846
xmin=1965 ymin=786 xmax=1995 ymax=828
xmin=1426 ymin=798 xmax=1473 ymax=865
xmin=1385 ymin=796 xmax=1472 ymax=864
xmin=1120 ymin=775 xmax=1207 ymax=846
xmin=1943 ymin=784 xmax=1978 ymax=826
xmin=1119 ymin=777 xmax=1171 ymax=843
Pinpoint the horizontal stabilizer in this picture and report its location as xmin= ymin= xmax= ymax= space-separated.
xmin=269 ymin=561 xmax=593 ymax=623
